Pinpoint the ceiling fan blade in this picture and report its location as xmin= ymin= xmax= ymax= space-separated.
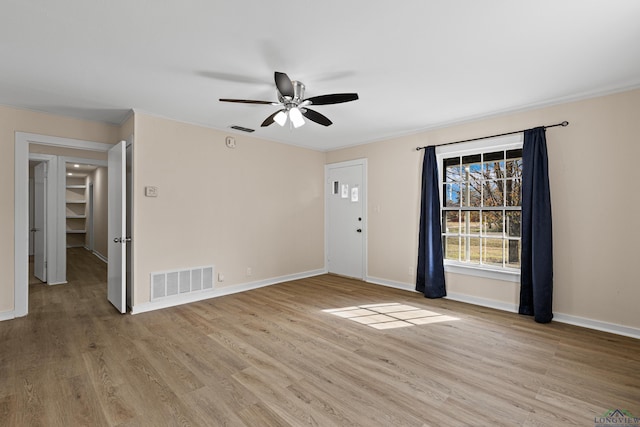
xmin=302 ymin=108 xmax=333 ymax=126
xmin=219 ymin=98 xmax=276 ymax=105
xmin=261 ymin=109 xmax=285 ymax=127
xmin=304 ymin=93 xmax=359 ymax=105
xmin=274 ymin=72 xmax=294 ymax=98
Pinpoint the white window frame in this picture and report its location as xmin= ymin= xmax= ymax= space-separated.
xmin=436 ymin=133 xmax=523 ymax=283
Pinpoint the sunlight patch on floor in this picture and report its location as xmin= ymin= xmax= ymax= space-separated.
xmin=322 ymin=303 xmax=459 ymax=329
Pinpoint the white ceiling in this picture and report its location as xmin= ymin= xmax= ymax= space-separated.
xmin=2 ymin=1 xmax=639 ymax=151
xmin=66 ymin=162 xmax=98 ymax=178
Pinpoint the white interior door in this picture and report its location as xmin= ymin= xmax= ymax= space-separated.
xmin=29 ymin=178 xmax=34 ymax=256
xmin=33 ymin=162 xmax=47 ymax=282
xmin=108 ymin=141 xmax=127 ymax=313
xmin=327 ymin=160 xmax=366 ymax=279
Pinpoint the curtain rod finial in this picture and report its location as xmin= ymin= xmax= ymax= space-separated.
xmin=561 ymin=121 xmax=569 ymax=126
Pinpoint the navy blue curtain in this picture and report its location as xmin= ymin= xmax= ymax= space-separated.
xmin=416 ymin=146 xmax=446 ymax=298
xmin=519 ymin=127 xmax=553 ymax=323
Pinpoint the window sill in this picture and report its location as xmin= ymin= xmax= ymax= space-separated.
xmin=444 ymin=262 xmax=520 ymax=283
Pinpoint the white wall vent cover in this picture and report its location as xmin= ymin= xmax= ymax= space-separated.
xmin=151 ymin=265 xmax=214 ymax=300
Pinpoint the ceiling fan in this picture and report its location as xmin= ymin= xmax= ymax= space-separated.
xmin=219 ymin=72 xmax=358 ymax=128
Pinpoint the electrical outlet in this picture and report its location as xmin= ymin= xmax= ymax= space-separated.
xmin=246 ymin=267 xmax=252 ymax=277
xmin=218 ymin=273 xmax=224 ymax=282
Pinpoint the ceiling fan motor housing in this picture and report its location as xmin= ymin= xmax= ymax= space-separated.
xmin=278 ymin=81 xmax=305 ymax=107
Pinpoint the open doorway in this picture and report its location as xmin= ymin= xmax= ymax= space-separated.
xmin=15 ymin=132 xmax=133 ymax=317
xmin=64 ymin=161 xmax=109 ymax=285
xmin=26 ymin=156 xmax=109 ymax=291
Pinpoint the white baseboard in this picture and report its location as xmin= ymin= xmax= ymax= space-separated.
xmin=445 ymin=294 xmax=639 ymax=339
xmin=366 ymin=277 xmax=519 ymax=312
xmin=0 ymin=310 xmax=16 ymax=321
xmin=363 ymin=276 xmax=639 ymax=340
xmin=131 ymin=268 xmax=326 ymax=315
xmin=366 ymin=276 xmax=417 ymax=292
xmin=92 ymin=250 xmax=108 ymax=263
xmin=47 ymin=281 xmax=68 ymax=286
xmin=445 ymin=292 xmax=519 ymax=313
xmin=552 ymin=313 xmax=640 ymax=340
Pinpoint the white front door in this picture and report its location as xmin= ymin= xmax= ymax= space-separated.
xmin=326 ymin=160 xmax=366 ymax=279
xmin=108 ymin=141 xmax=127 ymax=313
xmin=33 ymin=162 xmax=47 ymax=282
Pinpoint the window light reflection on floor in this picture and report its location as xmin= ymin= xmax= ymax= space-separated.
xmin=322 ymin=303 xmax=459 ymax=330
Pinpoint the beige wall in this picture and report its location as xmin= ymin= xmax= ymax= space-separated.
xmin=326 ymin=88 xmax=640 ymax=330
xmin=119 ymin=112 xmax=134 ymax=141
xmin=0 ymin=105 xmax=119 ymax=314
xmin=131 ymin=113 xmax=325 ymax=306
xmin=3 ymin=93 xmax=638 ymax=334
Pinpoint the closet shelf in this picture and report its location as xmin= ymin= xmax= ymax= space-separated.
xmin=66 ymin=179 xmax=87 ymax=246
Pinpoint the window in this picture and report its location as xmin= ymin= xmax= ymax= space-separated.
xmin=437 ymin=135 xmax=522 ymax=279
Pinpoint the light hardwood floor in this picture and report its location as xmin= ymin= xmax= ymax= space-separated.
xmin=1 ymin=248 xmax=639 ymax=426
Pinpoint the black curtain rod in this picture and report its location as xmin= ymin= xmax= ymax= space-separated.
xmin=415 ymin=121 xmax=569 ymax=151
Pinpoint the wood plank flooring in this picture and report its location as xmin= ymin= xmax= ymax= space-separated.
xmin=2 ymin=247 xmax=639 ymax=426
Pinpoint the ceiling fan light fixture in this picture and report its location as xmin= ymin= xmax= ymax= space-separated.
xmin=289 ymin=107 xmax=305 ymax=128
xmin=220 ymin=71 xmax=358 ymax=128
xmin=274 ymin=110 xmax=288 ymax=126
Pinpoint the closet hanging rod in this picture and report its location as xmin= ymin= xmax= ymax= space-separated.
xmin=416 ymin=121 xmax=569 ymax=151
